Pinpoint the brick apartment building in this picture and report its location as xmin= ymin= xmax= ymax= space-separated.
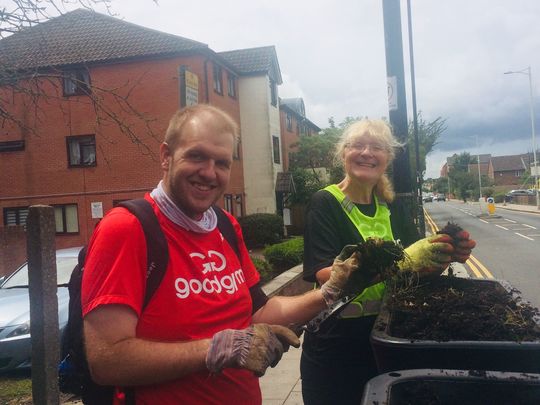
xmin=0 ymin=10 xmax=320 ymax=274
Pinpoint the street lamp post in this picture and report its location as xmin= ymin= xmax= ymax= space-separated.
xmin=504 ymin=66 xmax=540 ymax=210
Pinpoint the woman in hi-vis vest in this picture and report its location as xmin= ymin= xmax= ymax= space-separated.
xmin=300 ymin=119 xmax=475 ymax=405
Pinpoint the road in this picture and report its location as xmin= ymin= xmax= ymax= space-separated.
xmin=424 ymin=200 xmax=540 ymax=309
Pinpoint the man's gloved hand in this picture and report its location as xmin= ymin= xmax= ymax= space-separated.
xmin=206 ymin=324 xmax=300 ymax=377
xmin=451 ymin=230 xmax=476 ymax=263
xmin=320 ymin=244 xmax=365 ymax=307
xmin=398 ymin=234 xmax=454 ymax=275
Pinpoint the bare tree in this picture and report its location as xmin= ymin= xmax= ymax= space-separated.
xmin=1 ymin=0 xmax=162 ymax=159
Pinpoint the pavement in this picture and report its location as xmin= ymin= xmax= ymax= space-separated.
xmin=495 ymin=201 xmax=540 ymax=214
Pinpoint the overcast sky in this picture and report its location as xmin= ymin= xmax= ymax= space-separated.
xmin=69 ymin=0 xmax=540 ymax=177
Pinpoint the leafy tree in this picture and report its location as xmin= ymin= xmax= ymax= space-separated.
xmin=288 ymin=117 xmax=361 ymax=204
xmin=408 ymin=113 xmax=447 ymax=180
xmin=447 ymin=152 xmax=476 ymax=201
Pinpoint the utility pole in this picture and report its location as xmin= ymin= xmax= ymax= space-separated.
xmin=406 ymin=0 xmax=425 ymax=236
xmin=382 ymin=0 xmax=420 ymax=244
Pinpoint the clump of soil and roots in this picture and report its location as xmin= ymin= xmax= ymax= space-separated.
xmin=387 ymin=276 xmax=540 ymax=342
xmin=342 ymin=238 xmax=405 ymax=296
xmin=436 ymin=221 xmax=463 ymax=244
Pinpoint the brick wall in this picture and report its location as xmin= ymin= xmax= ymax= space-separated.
xmin=1 ymin=54 xmax=245 ymax=250
xmin=0 ymin=226 xmax=26 ymax=277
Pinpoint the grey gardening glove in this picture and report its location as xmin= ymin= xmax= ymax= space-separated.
xmin=320 ymin=245 xmax=363 ymax=307
xmin=206 ymin=324 xmax=300 ymax=377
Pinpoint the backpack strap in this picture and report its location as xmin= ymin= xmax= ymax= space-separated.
xmin=212 ymin=205 xmax=240 ymax=259
xmin=118 ymin=199 xmax=169 ymax=309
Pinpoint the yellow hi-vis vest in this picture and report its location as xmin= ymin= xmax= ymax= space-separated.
xmin=324 ymin=184 xmax=394 ymax=318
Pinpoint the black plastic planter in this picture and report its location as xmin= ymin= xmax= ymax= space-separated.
xmin=360 ymin=369 xmax=540 ymax=405
xmin=371 ymin=277 xmax=540 ymax=373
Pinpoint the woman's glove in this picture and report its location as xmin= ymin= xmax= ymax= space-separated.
xmin=320 ymin=245 xmax=370 ymax=307
xmin=450 ymin=230 xmax=476 ymax=263
xmin=206 ymin=324 xmax=300 ymax=377
xmin=398 ymin=234 xmax=454 ymax=275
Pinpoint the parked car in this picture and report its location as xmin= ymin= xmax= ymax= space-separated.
xmin=0 ymin=247 xmax=81 ymax=372
xmin=422 ymin=194 xmax=433 ymax=203
xmin=435 ymin=194 xmax=446 ymax=201
xmin=506 ymin=189 xmax=534 ymax=196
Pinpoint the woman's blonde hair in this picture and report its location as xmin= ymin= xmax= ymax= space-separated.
xmin=334 ymin=119 xmax=404 ymax=203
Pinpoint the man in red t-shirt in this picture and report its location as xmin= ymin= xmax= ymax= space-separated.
xmin=82 ymin=105 xmax=367 ymax=404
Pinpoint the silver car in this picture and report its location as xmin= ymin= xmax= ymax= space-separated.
xmin=0 ymin=246 xmax=81 ymax=372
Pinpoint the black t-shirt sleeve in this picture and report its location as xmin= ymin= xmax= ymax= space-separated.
xmin=303 ymin=190 xmax=364 ymax=283
xmin=249 ymin=282 xmax=269 ymax=314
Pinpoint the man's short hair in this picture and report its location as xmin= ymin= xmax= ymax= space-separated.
xmin=164 ymin=104 xmax=239 ymax=152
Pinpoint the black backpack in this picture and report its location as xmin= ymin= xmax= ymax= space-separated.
xmin=59 ymin=199 xmax=240 ymax=405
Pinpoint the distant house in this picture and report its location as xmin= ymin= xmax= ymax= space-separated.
xmin=467 ymin=154 xmax=493 ymax=180
xmin=440 ymin=152 xmax=537 ymax=188
xmin=491 ymin=153 xmax=534 ymax=186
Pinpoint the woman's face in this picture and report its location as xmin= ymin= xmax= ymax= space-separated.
xmin=343 ymin=134 xmax=390 ymax=186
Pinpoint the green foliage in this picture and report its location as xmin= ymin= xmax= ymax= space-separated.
xmin=0 ymin=376 xmax=31 ymax=404
xmin=432 ymin=177 xmax=449 ymax=194
xmin=493 ymin=192 xmax=506 ymax=203
xmin=289 ymin=167 xmax=327 ymax=205
xmin=408 ymin=113 xmax=447 ymax=180
xmin=288 ymin=116 xmax=359 ymax=205
xmin=263 ymin=237 xmax=304 ymax=273
xmin=250 ymin=256 xmax=275 ymax=284
xmin=289 ymin=132 xmax=339 ymax=171
xmin=238 ymin=213 xmax=283 ymax=248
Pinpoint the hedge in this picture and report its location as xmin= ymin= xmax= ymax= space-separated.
xmin=263 ymin=237 xmax=304 ymax=273
xmin=238 ymin=213 xmax=284 ymax=248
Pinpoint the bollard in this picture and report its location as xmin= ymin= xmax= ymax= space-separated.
xmin=27 ymin=205 xmax=60 ymax=405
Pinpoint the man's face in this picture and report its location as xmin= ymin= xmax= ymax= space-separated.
xmin=160 ymin=117 xmax=234 ymax=220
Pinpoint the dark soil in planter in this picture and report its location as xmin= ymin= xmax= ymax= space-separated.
xmin=387 ymin=275 xmax=540 ymax=341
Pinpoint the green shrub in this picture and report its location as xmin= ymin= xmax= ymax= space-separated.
xmin=263 ymin=237 xmax=304 ymax=273
xmin=494 ymin=192 xmax=506 ymax=203
xmin=239 ymin=213 xmax=284 ymax=248
xmin=251 ymin=256 xmax=275 ymax=284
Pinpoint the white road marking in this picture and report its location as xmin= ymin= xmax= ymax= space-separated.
xmin=504 ymin=219 xmax=517 ymax=223
xmin=479 ymin=219 xmax=489 ymax=224
xmin=515 ymin=232 xmax=534 ymax=241
xmin=496 ymin=224 xmax=509 ymax=230
xmin=521 ymin=224 xmax=537 ymax=229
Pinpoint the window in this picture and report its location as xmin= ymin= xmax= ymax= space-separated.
xmin=0 ymin=140 xmax=25 ymax=152
xmin=224 ymin=194 xmax=234 ymax=214
xmin=213 ymin=64 xmax=223 ymax=94
xmin=54 ymin=204 xmax=79 ymax=234
xmin=235 ymin=194 xmax=244 ymax=217
xmin=286 ymin=113 xmax=292 ymax=131
xmin=272 ymin=135 xmax=281 ymax=164
xmin=63 ymin=68 xmax=91 ymax=96
xmin=67 ymin=135 xmax=96 ymax=167
xmin=3 ymin=206 xmax=29 ymax=226
xmin=227 ymin=73 xmax=236 ymax=98
xmin=516 ymin=171 xmax=522 ymax=177
xmin=270 ymin=79 xmax=277 ymax=106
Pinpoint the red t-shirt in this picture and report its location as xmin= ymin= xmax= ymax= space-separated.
xmin=82 ymin=196 xmax=261 ymax=404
